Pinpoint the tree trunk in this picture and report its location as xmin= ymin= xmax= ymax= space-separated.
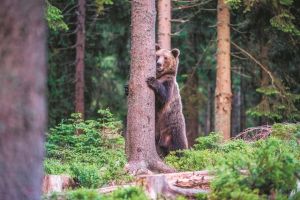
xmin=240 ymin=72 xmax=246 ymax=131
xmin=157 ymin=0 xmax=171 ymax=49
xmin=231 ymin=82 xmax=241 ymax=137
xmin=0 ymin=1 xmax=46 ymax=199
xmin=183 ymin=73 xmax=200 ymax=147
xmin=215 ymin=0 xmax=232 ymax=141
xmin=126 ymin=0 xmax=174 ymax=174
xmin=75 ymin=0 xmax=86 ymax=119
xmin=259 ymin=43 xmax=270 ymax=125
xmin=205 ymin=83 xmax=213 ymax=135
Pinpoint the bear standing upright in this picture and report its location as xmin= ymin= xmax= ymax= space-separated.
xmin=146 ymin=45 xmax=188 ymax=156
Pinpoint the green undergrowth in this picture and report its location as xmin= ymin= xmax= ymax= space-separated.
xmin=43 ymin=187 xmax=148 ymax=200
xmin=44 ymin=109 xmax=132 ymax=188
xmin=166 ymin=123 xmax=300 ymax=199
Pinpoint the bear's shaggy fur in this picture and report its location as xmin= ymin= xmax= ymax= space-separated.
xmin=146 ymin=45 xmax=188 ymax=156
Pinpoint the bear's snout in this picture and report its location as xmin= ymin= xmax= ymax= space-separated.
xmin=156 ymin=62 xmax=163 ymax=72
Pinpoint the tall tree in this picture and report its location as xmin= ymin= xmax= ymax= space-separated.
xmin=215 ymin=0 xmax=232 ymax=140
xmin=75 ymin=0 xmax=86 ymax=118
xmin=157 ymin=0 xmax=171 ymax=49
xmin=126 ymin=0 xmax=174 ymax=173
xmin=0 ymin=0 xmax=46 ymax=199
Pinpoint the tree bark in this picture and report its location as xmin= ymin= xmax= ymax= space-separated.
xmin=0 ymin=1 xmax=46 ymax=199
xmin=75 ymin=0 xmax=86 ymax=119
xmin=231 ymin=83 xmax=241 ymax=136
xmin=205 ymin=83 xmax=213 ymax=135
xmin=126 ymin=0 xmax=174 ymax=173
xmin=157 ymin=0 xmax=171 ymax=49
xmin=183 ymin=73 xmax=200 ymax=147
xmin=259 ymin=43 xmax=270 ymax=125
xmin=215 ymin=0 xmax=232 ymax=141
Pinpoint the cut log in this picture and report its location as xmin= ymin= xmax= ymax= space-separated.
xmin=42 ymin=175 xmax=75 ymax=194
xmin=97 ymin=170 xmax=212 ymax=199
xmin=137 ymin=171 xmax=211 ymax=199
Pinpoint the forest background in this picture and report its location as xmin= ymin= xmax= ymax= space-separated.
xmin=47 ymin=0 xmax=300 ymax=141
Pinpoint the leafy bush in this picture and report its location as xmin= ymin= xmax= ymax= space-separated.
xmin=193 ymin=133 xmax=221 ymax=151
xmin=44 ymin=187 xmax=148 ymax=200
xmin=210 ymin=138 xmax=300 ymax=199
xmin=44 ymin=109 xmax=131 ymax=188
xmin=104 ymin=187 xmax=148 ymax=200
xmin=70 ymin=163 xmax=101 ymax=188
xmin=167 ymin=127 xmax=300 ymax=199
xmin=166 ymin=133 xmax=253 ymax=171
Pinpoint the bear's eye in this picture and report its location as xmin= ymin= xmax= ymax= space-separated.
xmin=164 ymin=56 xmax=168 ymax=60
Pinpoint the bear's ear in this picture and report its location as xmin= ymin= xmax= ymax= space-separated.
xmin=171 ymin=48 xmax=180 ymax=58
xmin=155 ymin=44 xmax=161 ymax=51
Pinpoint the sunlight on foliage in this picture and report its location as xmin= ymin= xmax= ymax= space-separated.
xmin=44 ymin=109 xmax=132 ymax=188
xmin=45 ymin=1 xmax=69 ymax=31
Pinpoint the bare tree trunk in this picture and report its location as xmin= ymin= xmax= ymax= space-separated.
xmin=157 ymin=0 xmax=171 ymax=49
xmin=75 ymin=0 xmax=86 ymax=118
xmin=259 ymin=43 xmax=270 ymax=125
xmin=0 ymin=1 xmax=46 ymax=199
xmin=183 ymin=73 xmax=200 ymax=147
xmin=205 ymin=83 xmax=213 ymax=135
xmin=126 ymin=0 xmax=174 ymax=174
xmin=231 ymin=81 xmax=241 ymax=137
xmin=240 ymin=72 xmax=246 ymax=131
xmin=215 ymin=0 xmax=232 ymax=141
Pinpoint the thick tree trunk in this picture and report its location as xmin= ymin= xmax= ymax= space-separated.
xmin=75 ymin=0 xmax=86 ymax=118
xmin=157 ymin=0 xmax=171 ymax=49
xmin=0 ymin=1 xmax=46 ymax=199
xmin=215 ymin=0 xmax=232 ymax=141
xmin=126 ymin=0 xmax=174 ymax=173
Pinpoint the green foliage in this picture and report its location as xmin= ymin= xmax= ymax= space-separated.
xmin=44 ymin=109 xmax=131 ymax=188
xmin=70 ymin=164 xmax=101 ymax=188
xmin=95 ymin=0 xmax=114 ymax=14
xmin=270 ymin=10 xmax=300 ymax=36
xmin=209 ymin=138 xmax=300 ymax=199
xmin=104 ymin=187 xmax=148 ymax=200
xmin=44 ymin=187 xmax=148 ymax=200
xmin=247 ymin=86 xmax=300 ymax=122
xmin=193 ymin=133 xmax=221 ymax=150
xmin=226 ymin=0 xmax=300 ymax=36
xmin=166 ymin=133 xmax=253 ymax=171
xmin=45 ymin=1 xmax=68 ymax=31
xmin=167 ymin=128 xmax=300 ymax=199
xmin=272 ymin=123 xmax=300 ymax=141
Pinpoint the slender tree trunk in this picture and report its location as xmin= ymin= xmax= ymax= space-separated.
xmin=240 ymin=72 xmax=246 ymax=131
xmin=231 ymin=81 xmax=241 ymax=136
xmin=183 ymin=73 xmax=200 ymax=147
xmin=205 ymin=83 xmax=213 ymax=135
xmin=215 ymin=0 xmax=232 ymax=141
xmin=0 ymin=1 xmax=46 ymax=199
xmin=75 ymin=0 xmax=86 ymax=118
xmin=157 ymin=0 xmax=171 ymax=49
xmin=126 ymin=0 xmax=174 ymax=173
xmin=259 ymin=43 xmax=270 ymax=125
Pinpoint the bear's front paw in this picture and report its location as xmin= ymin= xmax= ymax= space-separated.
xmin=146 ymin=77 xmax=156 ymax=88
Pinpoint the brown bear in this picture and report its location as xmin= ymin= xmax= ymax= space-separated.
xmin=146 ymin=45 xmax=188 ymax=157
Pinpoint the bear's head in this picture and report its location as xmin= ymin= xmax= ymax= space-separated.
xmin=155 ymin=45 xmax=180 ymax=78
